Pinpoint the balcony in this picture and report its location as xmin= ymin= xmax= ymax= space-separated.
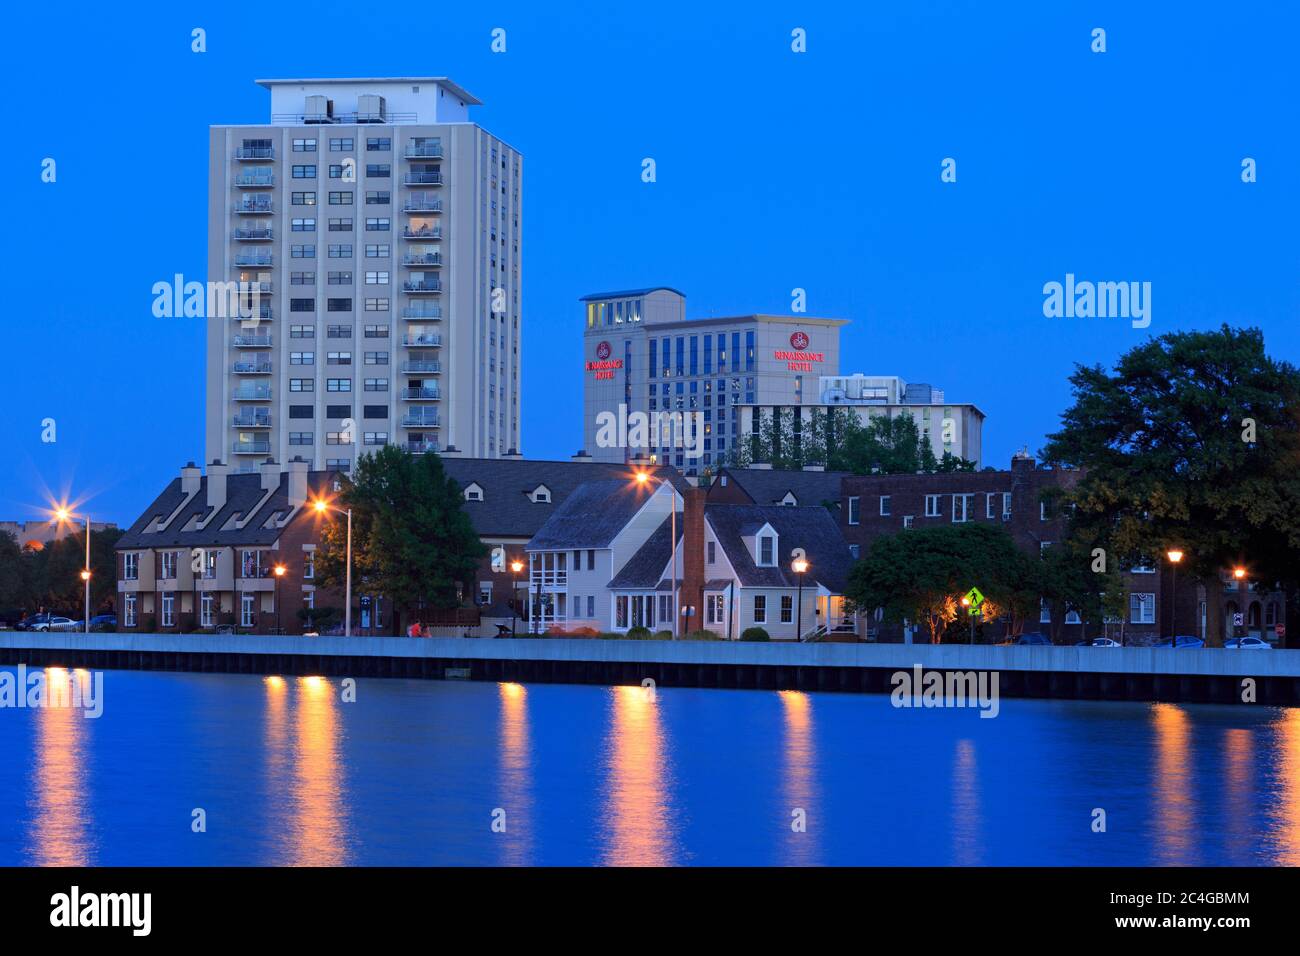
xmin=403 ymin=172 xmax=443 ymax=186
xmin=234 ymin=228 xmax=273 ymax=241
xmin=232 ymin=412 xmax=272 ymax=428
xmin=402 ymin=226 xmax=443 ymax=239
xmin=232 ymin=440 xmax=272 ymax=455
xmin=404 ymin=144 xmax=444 ymax=159
xmin=234 ymin=253 xmax=273 ymax=266
xmin=401 ymin=361 xmax=441 ymax=374
xmin=401 ymin=334 xmax=442 ymax=348
xmin=531 ymin=571 xmax=568 ymax=589
xmin=403 ymin=440 xmax=440 ymax=454
xmin=402 ymin=280 xmax=442 ymax=294
xmin=401 ymin=414 xmax=441 ymax=428
xmin=401 ymin=306 xmax=442 ymax=320
xmin=401 ymin=253 xmax=442 ymax=267
xmin=236 ymin=199 xmax=274 ymax=214
xmin=235 ymin=146 xmax=274 ymax=160
xmin=233 ymin=385 xmax=272 ymax=401
xmin=402 ymin=386 xmax=441 ymax=401
xmin=232 ymin=360 xmax=273 ymax=374
xmin=234 ymin=173 xmax=274 ymax=188
xmin=232 ymin=333 xmax=272 ymax=348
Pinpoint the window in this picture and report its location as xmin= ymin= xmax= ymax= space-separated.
xmin=759 ymin=534 xmax=774 ymax=566
xmin=849 ymin=544 xmax=861 ymax=559
xmin=328 ymin=217 xmax=353 ymax=232
xmin=707 ymin=540 xmax=716 ymax=564
xmin=753 ymin=595 xmax=767 ymax=623
xmin=160 ymin=550 xmax=177 ymax=579
xmin=161 ymin=592 xmax=175 ymax=627
xmin=986 ymin=493 xmax=998 ymax=519
xmin=329 ymin=191 xmax=354 ymax=205
xmin=848 ymin=496 xmax=860 ymax=525
xmin=290 ymin=298 xmax=315 ymax=313
xmin=289 ymin=432 xmax=313 ymax=445
xmin=1130 ymin=592 xmax=1156 ymax=624
xmin=326 ymin=378 xmax=352 ymax=392
xmin=123 ymin=552 xmax=139 ymax=581
xmin=124 ymin=593 xmax=137 ymax=627
xmin=903 ymin=516 xmax=914 ymax=529
xmin=615 ymin=595 xmax=628 ymax=629
xmin=290 ymin=351 xmax=314 ymax=365
xmin=291 ymin=191 xmax=316 ymax=206
xmin=326 ymin=351 xmax=352 ymax=365
xmin=1040 ymin=599 xmax=1051 ymax=624
xmin=289 ymin=378 xmax=313 ymax=392
xmin=1040 ymin=501 xmax=1049 ymax=521
xmin=292 ymin=164 xmax=316 ymax=178
xmin=706 ymin=594 xmax=725 ymax=625
xmin=879 ymin=495 xmax=891 ymax=517
xmin=925 ymin=495 xmax=942 ymax=517
xmin=1131 ymin=558 xmax=1156 ymax=574
xmin=952 ymin=493 xmax=973 ymax=523
xmin=780 ymin=595 xmax=793 ymax=624
xmin=200 ymin=594 xmax=214 ymax=628
xmin=292 ymin=138 xmax=317 ymax=152
xmin=329 ymin=137 xmax=353 ymax=152
xmin=241 ymin=594 xmax=256 ymax=628
xmin=587 ymin=596 xmax=596 ymax=618
xmin=1003 ymin=492 xmax=1012 ymax=517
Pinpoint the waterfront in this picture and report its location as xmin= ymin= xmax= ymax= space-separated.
xmin=0 ymin=666 xmax=1297 ymax=866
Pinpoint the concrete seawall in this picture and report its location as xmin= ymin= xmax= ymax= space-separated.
xmin=2 ymin=633 xmax=1298 ymax=704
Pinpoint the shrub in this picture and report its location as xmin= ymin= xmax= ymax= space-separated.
xmin=740 ymin=626 xmax=770 ymax=642
xmin=653 ymin=629 xmax=674 ymax=641
xmin=625 ymin=626 xmax=653 ymax=640
xmin=685 ymin=629 xmax=722 ymax=641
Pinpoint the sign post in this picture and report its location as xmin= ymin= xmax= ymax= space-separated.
xmin=964 ymin=587 xmax=985 ymax=644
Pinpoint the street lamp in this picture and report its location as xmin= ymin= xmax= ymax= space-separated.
xmin=634 ymin=470 xmax=677 ymax=638
xmin=273 ymin=564 xmax=286 ymax=634
xmin=960 ymin=595 xmax=975 ymax=644
xmin=510 ymin=559 xmax=523 ymax=637
xmin=792 ymin=555 xmax=809 ymax=641
xmin=312 ymin=498 xmax=353 ymax=637
xmin=1166 ymin=549 xmax=1184 ymax=641
xmin=53 ymin=507 xmax=91 ymax=635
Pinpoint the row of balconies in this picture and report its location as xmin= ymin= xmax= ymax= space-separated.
xmin=236 ymin=144 xmax=443 ymax=161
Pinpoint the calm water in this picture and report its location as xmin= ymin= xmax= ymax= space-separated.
xmin=0 ymin=665 xmax=1297 ymax=866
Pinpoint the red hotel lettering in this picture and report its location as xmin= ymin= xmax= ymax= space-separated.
xmin=773 ymin=350 xmax=824 ymax=371
xmin=586 ymin=358 xmax=624 ymax=380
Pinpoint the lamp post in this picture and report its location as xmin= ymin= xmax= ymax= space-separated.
xmin=1232 ymin=566 xmax=1246 ymax=640
xmin=961 ymin=595 xmax=974 ymax=644
xmin=635 ymin=471 xmax=677 ymax=638
xmin=273 ymin=563 xmax=286 ymax=634
xmin=511 ymin=560 xmax=523 ymax=637
xmin=792 ymin=555 xmax=808 ymax=640
xmin=313 ymin=498 xmax=353 ymax=637
xmin=54 ymin=508 xmax=91 ymax=635
xmin=1166 ymin=549 xmax=1184 ymax=642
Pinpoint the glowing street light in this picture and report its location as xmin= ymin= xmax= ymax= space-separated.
xmin=792 ymin=555 xmax=809 ymax=640
xmin=52 ymin=506 xmax=92 ymax=635
xmin=510 ymin=559 xmax=524 ymax=637
xmin=1166 ymin=549 xmax=1184 ymax=641
xmin=635 ymin=470 xmax=678 ymax=638
xmin=273 ymin=563 xmax=287 ymax=635
xmin=312 ymin=497 xmax=353 ymax=637
xmin=1233 ymin=567 xmax=1246 ymax=581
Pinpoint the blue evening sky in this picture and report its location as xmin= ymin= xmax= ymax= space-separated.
xmin=2 ymin=1 xmax=1295 ymax=525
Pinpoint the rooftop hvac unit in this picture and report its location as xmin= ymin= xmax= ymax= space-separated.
xmin=304 ymin=95 xmax=335 ymax=124
xmin=822 ymin=387 xmax=847 ymax=404
xmin=357 ymin=94 xmax=387 ymax=123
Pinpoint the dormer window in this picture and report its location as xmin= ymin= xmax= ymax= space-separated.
xmin=759 ymin=534 xmax=775 ymax=566
xmin=464 ymin=482 xmax=484 ymax=502
xmin=531 ymin=484 xmax=551 ymax=503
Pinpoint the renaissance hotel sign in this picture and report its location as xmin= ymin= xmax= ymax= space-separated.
xmin=774 ymin=331 xmax=824 ymax=371
xmin=587 ymin=340 xmax=623 ymax=380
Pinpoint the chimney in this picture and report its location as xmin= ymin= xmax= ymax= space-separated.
xmin=571 ymin=449 xmax=593 ymax=462
xmin=260 ymin=458 xmax=280 ymax=493
xmin=1011 ymin=449 xmax=1036 ymax=473
xmin=180 ymin=461 xmax=201 ymax=495
xmin=680 ymin=487 xmax=708 ymax=636
xmin=502 ymin=447 xmax=524 ymax=460
xmin=287 ymin=456 xmax=309 ymax=508
xmin=206 ymin=460 xmax=229 ymax=513
xmin=441 ymin=445 xmax=462 ymax=458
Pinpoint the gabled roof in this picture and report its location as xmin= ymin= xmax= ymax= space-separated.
xmin=114 ymin=471 xmax=343 ymax=550
xmin=440 ymin=458 xmax=685 ymax=539
xmin=528 ymin=479 xmax=668 ymax=550
xmin=715 ymin=467 xmax=849 ymax=510
xmin=608 ymin=516 xmax=681 ymax=590
xmin=705 ymin=503 xmax=855 ymax=593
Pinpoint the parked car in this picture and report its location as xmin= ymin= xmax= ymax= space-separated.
xmin=1225 ymin=636 xmax=1273 ymax=650
xmin=88 ymin=614 xmax=116 ymax=631
xmin=1084 ymin=637 xmax=1122 ymax=648
xmin=1155 ymin=635 xmax=1205 ymax=648
xmin=32 ymin=616 xmax=78 ymax=632
xmin=1008 ymin=632 xmax=1053 ymax=646
xmin=15 ymin=614 xmax=50 ymax=631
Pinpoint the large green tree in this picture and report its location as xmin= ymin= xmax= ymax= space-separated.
xmin=21 ymin=527 xmax=123 ymax=616
xmin=1041 ymin=325 xmax=1300 ymax=646
xmin=313 ymin=446 xmax=486 ymax=635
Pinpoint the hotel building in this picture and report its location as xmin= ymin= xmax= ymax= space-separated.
xmin=580 ymin=288 xmax=847 ymax=476
xmin=206 ymin=77 xmax=522 ymax=474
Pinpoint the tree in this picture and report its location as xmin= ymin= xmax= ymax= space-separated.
xmin=313 ymin=447 xmax=486 ymax=635
xmin=23 ymin=527 xmax=123 ymax=615
xmin=1037 ymin=540 xmax=1125 ymax=642
xmin=846 ymin=523 xmax=1036 ymax=643
xmin=1041 ymin=325 xmax=1300 ymax=646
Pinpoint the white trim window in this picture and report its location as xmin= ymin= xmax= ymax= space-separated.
xmin=986 ymin=493 xmax=998 ymax=519
xmin=1002 ymin=492 xmax=1012 ymax=518
xmin=1130 ymin=592 xmax=1156 ymax=625
xmin=903 ymin=515 xmax=914 ymax=529
xmin=161 ymin=592 xmax=175 ymax=627
xmin=123 ymin=553 xmax=139 ymax=581
xmin=879 ymin=495 xmax=891 ymax=517
xmin=753 ymin=594 xmax=767 ymax=624
xmin=848 ymin=496 xmax=861 ymax=525
xmin=758 ymin=534 xmax=776 ymax=567
xmin=241 ymin=593 xmax=256 ymax=628
xmin=124 ymin=593 xmax=137 ymax=628
xmin=780 ymin=595 xmax=793 ymax=623
xmin=706 ymin=593 xmax=725 ymax=625
xmin=160 ymin=551 xmax=177 ymax=580
xmin=1040 ymin=598 xmax=1051 ymax=624
xmin=200 ymin=594 xmax=214 ymax=628
xmin=952 ymin=494 xmax=973 ymax=523
xmin=925 ymin=495 xmax=942 ymax=518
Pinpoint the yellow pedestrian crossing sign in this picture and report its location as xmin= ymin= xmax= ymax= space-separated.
xmin=964 ymin=587 xmax=985 ymax=608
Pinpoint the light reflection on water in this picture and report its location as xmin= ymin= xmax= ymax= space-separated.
xmin=11 ymin=668 xmax=1300 ymax=866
